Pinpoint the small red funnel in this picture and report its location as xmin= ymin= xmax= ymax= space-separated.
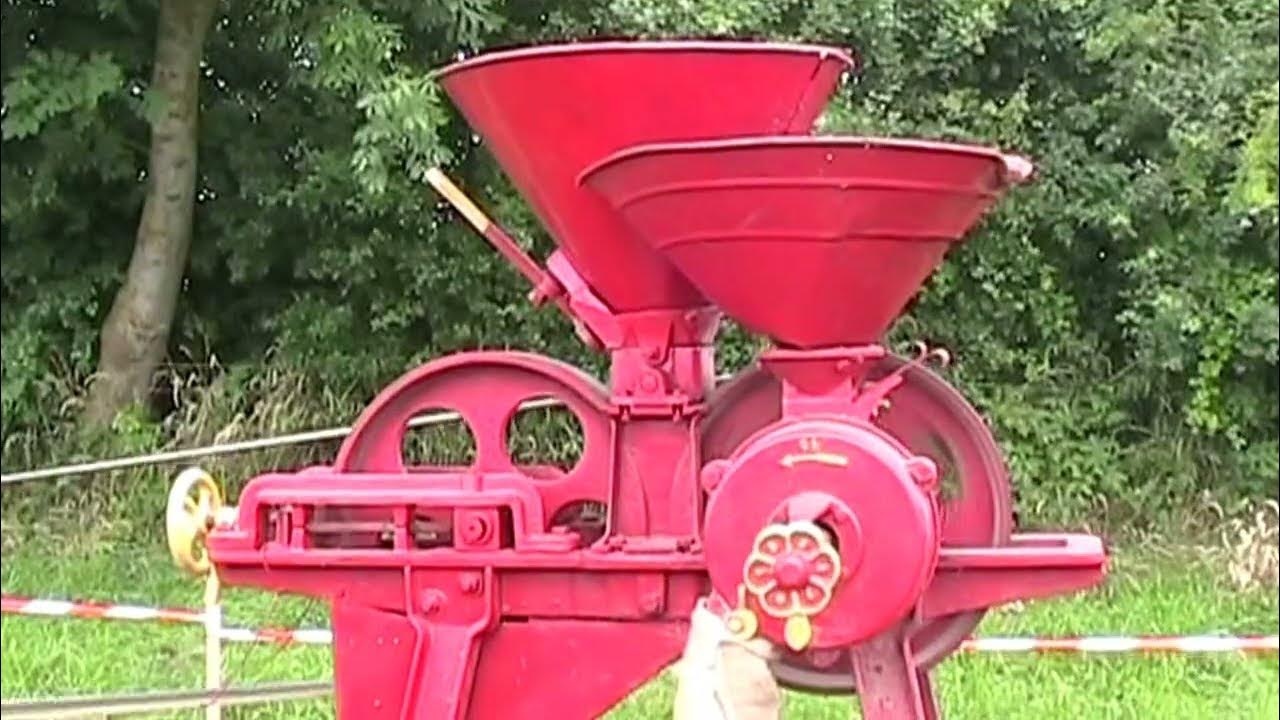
xmin=580 ymin=137 xmax=1032 ymax=347
xmin=437 ymin=41 xmax=855 ymax=312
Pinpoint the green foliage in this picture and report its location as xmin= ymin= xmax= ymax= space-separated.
xmin=1 ymin=0 xmax=1276 ymax=529
xmin=1 ymin=50 xmax=123 ymax=141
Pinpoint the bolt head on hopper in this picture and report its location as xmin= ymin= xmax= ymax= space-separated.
xmin=435 ymin=41 xmax=856 ymax=312
xmin=580 ymin=137 xmax=1033 ymax=347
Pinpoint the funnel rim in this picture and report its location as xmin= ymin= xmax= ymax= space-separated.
xmin=435 ymin=39 xmax=858 ymax=81
xmin=579 ymin=135 xmax=1032 ymax=188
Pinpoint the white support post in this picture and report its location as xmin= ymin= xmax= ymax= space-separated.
xmin=203 ymin=571 xmax=223 ymax=720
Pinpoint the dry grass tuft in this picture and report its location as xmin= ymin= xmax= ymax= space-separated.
xmin=1219 ymin=498 xmax=1279 ymax=593
xmin=1196 ymin=492 xmax=1279 ymax=593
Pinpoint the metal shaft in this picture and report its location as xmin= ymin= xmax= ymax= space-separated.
xmin=1 ymin=682 xmax=332 ymax=719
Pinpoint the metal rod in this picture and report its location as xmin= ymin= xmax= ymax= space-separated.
xmin=0 ymin=397 xmax=562 ymax=485
xmin=425 ymin=167 xmax=554 ymax=292
xmin=0 ymin=682 xmax=333 ymax=719
xmin=1 ymin=372 xmax=736 ymax=484
xmin=424 ymin=166 xmax=594 ymax=341
xmin=1 ymin=427 xmax=353 ymax=484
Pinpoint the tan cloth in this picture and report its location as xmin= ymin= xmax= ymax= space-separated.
xmin=673 ymin=600 xmax=782 ymax=720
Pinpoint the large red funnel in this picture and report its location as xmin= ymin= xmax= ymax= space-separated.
xmin=436 ymin=42 xmax=855 ymax=312
xmin=580 ymin=137 xmax=1032 ymax=347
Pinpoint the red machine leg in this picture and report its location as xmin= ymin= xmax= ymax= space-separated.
xmin=330 ymin=596 xmax=688 ymax=719
xmin=331 ymin=599 xmax=490 ymax=720
xmin=468 ymin=621 xmax=687 ymax=718
xmin=850 ymin=630 xmax=939 ymax=720
xmin=331 ymin=602 xmax=418 ymax=718
xmin=401 ymin=617 xmax=491 ymax=719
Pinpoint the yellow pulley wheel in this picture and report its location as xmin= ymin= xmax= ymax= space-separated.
xmin=166 ymin=467 xmax=226 ymax=577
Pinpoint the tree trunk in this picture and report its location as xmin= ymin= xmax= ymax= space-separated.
xmin=83 ymin=0 xmax=218 ymax=427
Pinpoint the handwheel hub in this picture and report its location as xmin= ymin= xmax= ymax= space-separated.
xmin=744 ymin=523 xmax=839 ymax=615
xmin=772 ymin=553 xmax=813 ymax=589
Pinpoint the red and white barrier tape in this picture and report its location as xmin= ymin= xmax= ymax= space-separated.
xmin=218 ymin=626 xmax=334 ymax=645
xmin=4 ymin=593 xmax=1275 ymax=654
xmin=1 ymin=594 xmax=203 ymax=625
xmin=958 ymin=635 xmax=1279 ymax=654
xmin=1 ymin=594 xmax=330 ymax=645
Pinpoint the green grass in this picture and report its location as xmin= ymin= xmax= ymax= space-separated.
xmin=1 ymin=540 xmax=1276 ymax=719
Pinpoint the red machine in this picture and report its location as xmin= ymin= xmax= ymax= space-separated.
xmin=167 ymin=41 xmax=1107 ymax=719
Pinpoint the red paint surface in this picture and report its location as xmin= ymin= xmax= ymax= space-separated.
xmin=582 ymin=136 xmax=1032 ymax=347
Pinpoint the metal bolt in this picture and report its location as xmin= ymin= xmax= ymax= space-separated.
xmin=420 ymin=589 xmax=445 ymax=614
xmin=907 ymin=457 xmax=938 ymax=489
xmin=461 ymin=516 xmax=490 ymax=544
xmin=640 ymin=375 xmax=657 ymax=392
xmin=773 ymin=553 xmax=812 ymax=590
xmin=701 ymin=461 xmax=728 ymax=492
xmin=459 ymin=573 xmax=482 ymax=594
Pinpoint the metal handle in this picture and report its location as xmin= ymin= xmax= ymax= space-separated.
xmin=425 ymin=167 xmax=558 ymax=297
xmin=425 ymin=168 xmax=492 ymax=233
